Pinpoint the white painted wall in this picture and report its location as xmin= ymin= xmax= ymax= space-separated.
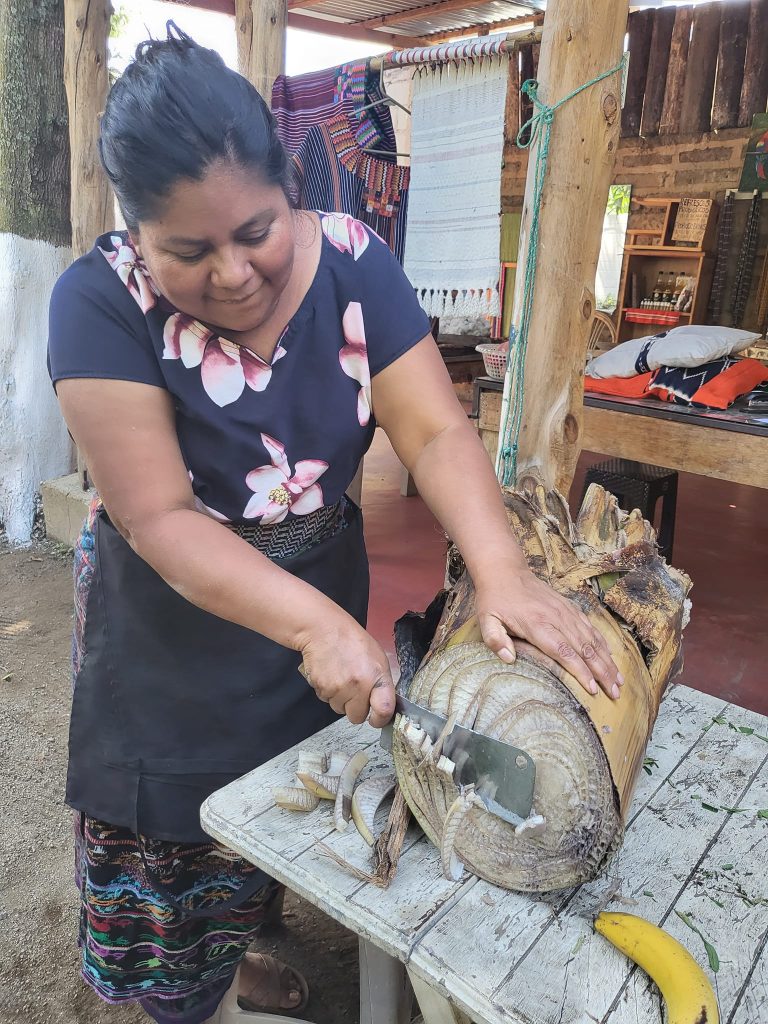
xmin=0 ymin=233 xmax=74 ymax=544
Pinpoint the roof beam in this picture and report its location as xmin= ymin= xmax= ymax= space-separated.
xmin=356 ymin=0 xmax=543 ymax=29
xmin=413 ymin=12 xmax=538 ymax=44
xmin=165 ymin=0 xmax=236 ymax=14
xmin=287 ymin=12 xmax=417 ymax=46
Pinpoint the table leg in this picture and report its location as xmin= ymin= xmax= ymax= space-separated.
xmin=359 ymin=938 xmax=413 ymax=1024
xmin=400 ymin=465 xmax=418 ymax=497
xmin=407 ymin=969 xmax=467 ymax=1024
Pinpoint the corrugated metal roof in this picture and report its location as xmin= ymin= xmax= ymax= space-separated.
xmin=289 ymin=0 xmax=540 ymax=43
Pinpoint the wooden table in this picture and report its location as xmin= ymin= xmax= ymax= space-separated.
xmin=201 ymin=685 xmax=767 ymax=1024
xmin=473 ymin=376 xmax=768 ymax=491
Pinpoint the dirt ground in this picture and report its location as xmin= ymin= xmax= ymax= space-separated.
xmin=0 ymin=540 xmax=359 ymax=1024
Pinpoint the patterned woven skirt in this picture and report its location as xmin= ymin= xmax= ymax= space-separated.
xmin=75 ymin=813 xmax=282 ymax=1024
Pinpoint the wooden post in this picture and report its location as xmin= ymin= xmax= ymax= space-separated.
xmin=63 ymin=0 xmax=112 ymax=260
xmin=495 ymin=0 xmax=628 ymax=495
xmin=738 ymin=0 xmax=768 ymax=128
xmin=659 ymin=6 xmax=693 ymax=136
xmin=711 ymin=0 xmax=751 ymax=132
xmin=621 ymin=8 xmax=654 ymax=138
xmin=64 ymin=0 xmax=112 ymax=490
xmin=679 ymin=2 xmax=721 ymax=135
xmin=235 ymin=0 xmax=287 ymax=102
xmin=639 ymin=6 xmax=676 ymax=138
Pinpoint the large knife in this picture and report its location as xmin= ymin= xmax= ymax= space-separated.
xmin=380 ymin=693 xmax=536 ymax=826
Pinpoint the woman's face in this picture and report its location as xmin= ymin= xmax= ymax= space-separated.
xmin=131 ymin=160 xmax=296 ymax=333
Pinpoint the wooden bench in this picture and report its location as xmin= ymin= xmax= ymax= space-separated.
xmin=201 ymin=685 xmax=768 ymax=1024
xmin=473 ymin=376 xmax=768 ymax=491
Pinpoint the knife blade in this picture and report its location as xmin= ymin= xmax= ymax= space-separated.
xmin=380 ymin=693 xmax=536 ymax=825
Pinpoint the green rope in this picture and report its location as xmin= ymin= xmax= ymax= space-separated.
xmin=497 ymin=55 xmax=628 ymax=487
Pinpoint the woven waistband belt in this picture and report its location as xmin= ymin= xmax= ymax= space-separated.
xmin=224 ymin=500 xmax=346 ymax=559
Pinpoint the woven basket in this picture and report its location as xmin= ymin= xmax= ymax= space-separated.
xmin=476 ymin=343 xmax=508 ymax=380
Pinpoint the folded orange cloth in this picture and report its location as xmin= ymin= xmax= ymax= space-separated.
xmin=583 ymin=372 xmax=654 ymax=399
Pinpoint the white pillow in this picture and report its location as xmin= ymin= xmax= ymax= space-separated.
xmin=586 ymin=325 xmax=761 ymax=379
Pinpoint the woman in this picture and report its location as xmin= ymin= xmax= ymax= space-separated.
xmin=48 ymin=26 xmax=621 ymax=1024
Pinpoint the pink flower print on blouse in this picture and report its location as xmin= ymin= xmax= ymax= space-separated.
xmin=339 ymin=302 xmax=371 ymax=427
xmin=162 ymin=313 xmax=286 ymax=408
xmin=321 ymin=213 xmax=370 ymax=261
xmin=99 ymin=235 xmax=158 ymax=314
xmin=244 ymin=435 xmax=328 ymax=524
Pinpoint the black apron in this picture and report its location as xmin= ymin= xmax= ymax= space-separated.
xmin=67 ymin=502 xmax=369 ymax=843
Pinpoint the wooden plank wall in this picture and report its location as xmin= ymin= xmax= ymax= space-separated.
xmin=507 ymin=0 xmax=768 ymax=140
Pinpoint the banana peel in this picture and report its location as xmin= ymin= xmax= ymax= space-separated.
xmin=595 ymin=912 xmax=719 ymax=1024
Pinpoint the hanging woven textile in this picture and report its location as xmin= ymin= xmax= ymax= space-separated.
xmin=756 ymin=247 xmax=768 ymax=336
xmin=403 ymin=58 xmax=509 ymax=318
xmin=707 ymin=190 xmax=734 ymax=323
xmin=731 ymin=193 xmax=762 ymax=328
xmin=271 ymin=61 xmax=396 ymax=157
xmin=295 ymin=111 xmax=410 ymax=263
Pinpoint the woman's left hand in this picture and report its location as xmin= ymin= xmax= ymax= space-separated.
xmin=475 ymin=568 xmax=623 ymax=700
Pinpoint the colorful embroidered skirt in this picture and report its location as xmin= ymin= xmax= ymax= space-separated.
xmin=75 ymin=813 xmax=282 ymax=1024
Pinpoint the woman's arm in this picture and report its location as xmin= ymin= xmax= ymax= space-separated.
xmin=55 ymin=378 xmax=396 ymax=726
xmin=372 ymin=336 xmax=622 ymax=700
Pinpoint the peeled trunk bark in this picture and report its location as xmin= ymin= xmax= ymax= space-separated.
xmin=392 ymin=484 xmax=691 ymax=893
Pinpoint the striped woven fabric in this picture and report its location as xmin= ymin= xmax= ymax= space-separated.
xmin=271 ymin=61 xmax=396 ymax=156
xmin=731 ymin=193 xmax=762 ymax=328
xmin=707 ymin=190 xmax=734 ymax=323
xmin=296 ymin=113 xmax=410 ymax=263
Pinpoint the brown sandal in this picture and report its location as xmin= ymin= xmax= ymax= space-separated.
xmin=237 ymin=952 xmax=310 ymax=1015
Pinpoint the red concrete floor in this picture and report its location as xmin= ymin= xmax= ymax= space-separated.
xmin=362 ymin=429 xmax=768 ymax=717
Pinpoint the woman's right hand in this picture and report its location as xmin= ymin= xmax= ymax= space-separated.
xmin=299 ymin=615 xmax=396 ymax=728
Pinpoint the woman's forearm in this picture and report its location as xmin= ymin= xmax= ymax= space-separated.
xmin=128 ymin=508 xmax=348 ymax=650
xmin=407 ymin=421 xmax=530 ymax=585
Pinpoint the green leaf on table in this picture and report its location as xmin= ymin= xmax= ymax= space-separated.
xmin=701 ymin=803 xmax=720 ymax=812
xmin=757 ymin=809 xmax=768 ymax=820
xmin=722 ymin=806 xmax=746 ymax=814
xmin=675 ymin=912 xmax=720 ymax=974
xmin=737 ymin=727 xmax=754 ymax=735
xmin=721 ymin=864 xmax=734 ymax=871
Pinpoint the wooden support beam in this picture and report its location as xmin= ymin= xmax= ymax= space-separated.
xmin=64 ymin=0 xmax=112 ymax=490
xmin=712 ymin=0 xmax=751 ymax=131
xmin=496 ymin=0 xmax=627 ymax=494
xmin=738 ymin=0 xmax=768 ymax=128
xmin=356 ymin=0 xmax=538 ymax=30
xmin=659 ymin=5 xmax=693 ymax=135
xmin=679 ymin=2 xmax=721 ymax=134
xmin=639 ymin=6 xmax=675 ymax=138
xmin=63 ymin=0 xmax=112 ymax=259
xmin=621 ymin=8 xmax=654 ymax=138
xmin=235 ymin=0 xmax=287 ymax=101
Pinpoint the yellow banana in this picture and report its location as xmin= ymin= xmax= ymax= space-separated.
xmin=595 ymin=912 xmax=719 ymax=1024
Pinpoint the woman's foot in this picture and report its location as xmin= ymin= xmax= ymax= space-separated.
xmin=237 ymin=951 xmax=309 ymax=1013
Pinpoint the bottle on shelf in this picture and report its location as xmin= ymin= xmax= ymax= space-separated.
xmin=663 ymin=272 xmax=675 ymax=309
xmin=651 ymin=270 xmax=665 ymax=309
xmin=672 ymin=273 xmax=685 ymax=309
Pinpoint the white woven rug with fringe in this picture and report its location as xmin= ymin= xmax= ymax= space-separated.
xmin=404 ymin=58 xmax=508 ymax=319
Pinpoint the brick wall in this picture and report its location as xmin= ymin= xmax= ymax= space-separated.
xmin=502 ymin=128 xmax=750 ymax=209
xmin=502 ymin=127 xmax=768 ymax=334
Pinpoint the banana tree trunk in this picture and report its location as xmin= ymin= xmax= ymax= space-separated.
xmin=392 ymin=484 xmax=691 ymax=893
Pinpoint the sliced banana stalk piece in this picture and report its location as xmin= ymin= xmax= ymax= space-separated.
xmin=297 ymin=749 xmax=327 ymax=775
xmin=351 ymin=774 xmax=396 ymax=845
xmin=273 ymin=786 xmax=320 ymax=812
xmin=328 ymin=751 xmax=349 ymax=776
xmin=440 ymin=787 xmax=482 ymax=881
xmin=296 ymin=770 xmax=339 ymax=800
xmin=333 ymin=751 xmax=369 ymax=832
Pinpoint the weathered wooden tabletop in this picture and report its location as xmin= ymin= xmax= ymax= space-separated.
xmin=201 ymin=685 xmax=768 ymax=1024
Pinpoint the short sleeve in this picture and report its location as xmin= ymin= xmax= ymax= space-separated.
xmin=356 ymin=231 xmax=431 ymax=378
xmin=48 ymin=245 xmax=166 ymax=389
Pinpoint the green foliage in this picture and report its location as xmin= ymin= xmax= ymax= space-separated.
xmin=606 ymin=184 xmax=631 ymax=217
